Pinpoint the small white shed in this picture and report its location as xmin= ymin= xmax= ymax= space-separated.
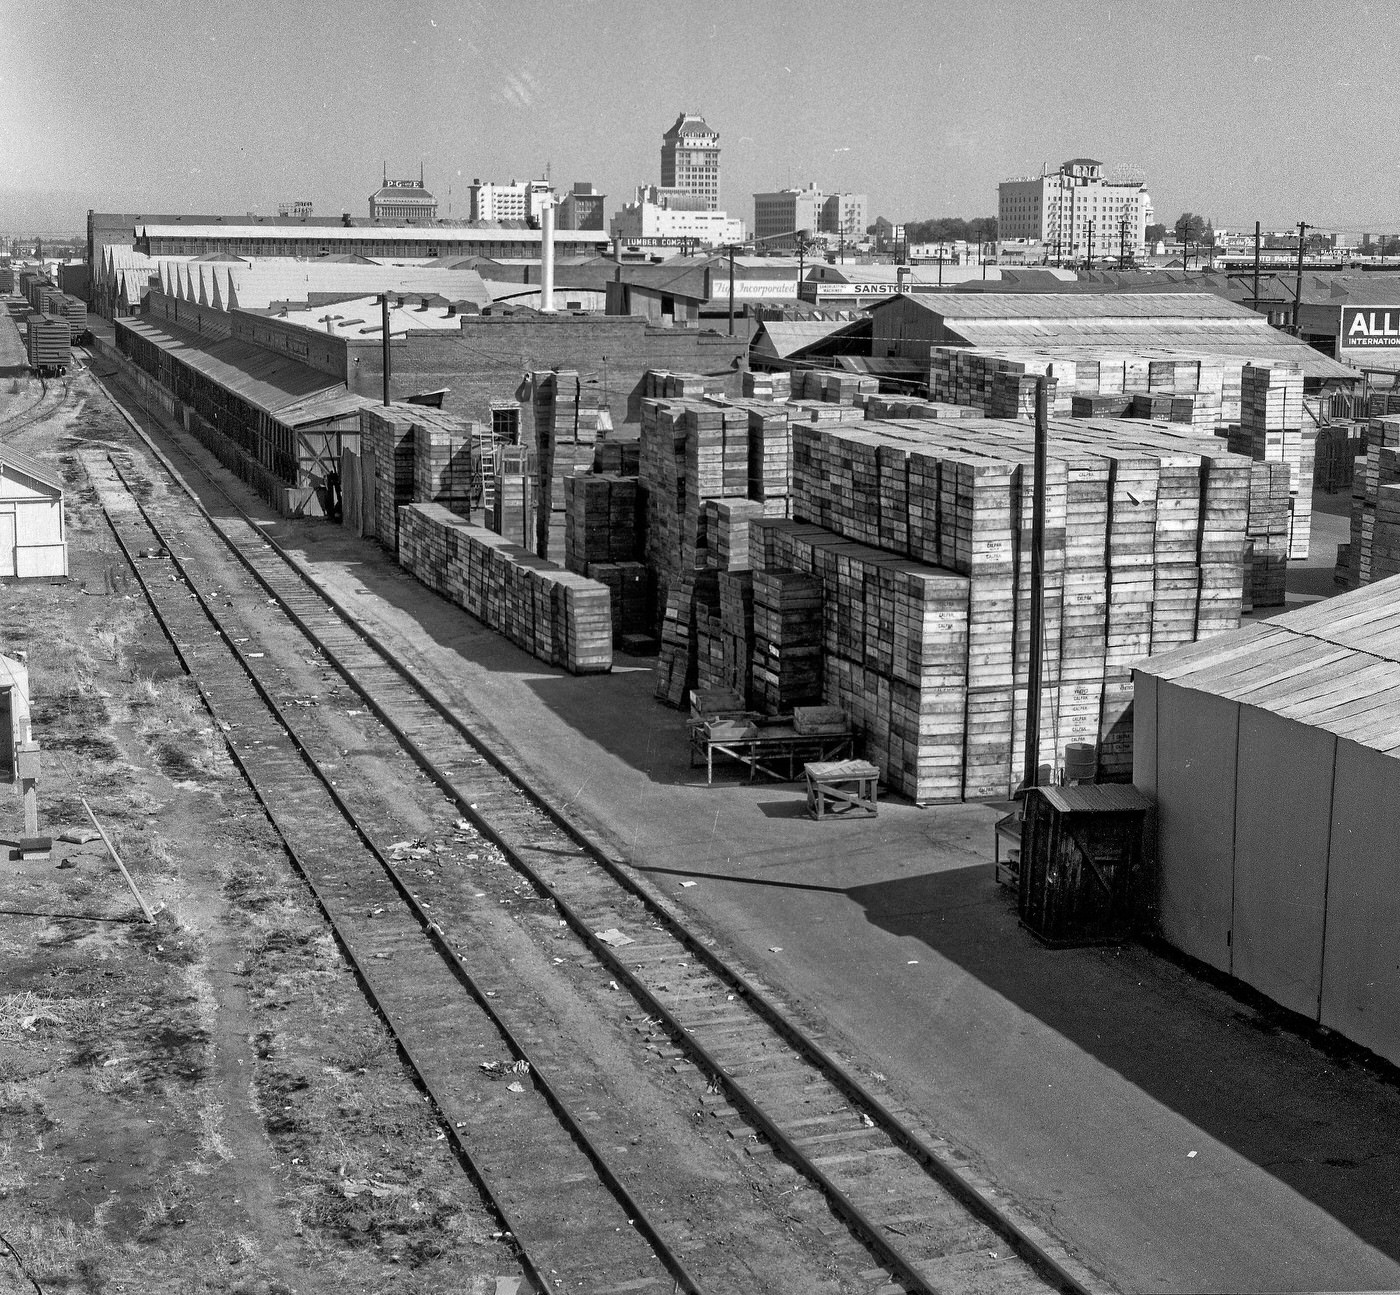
xmin=0 ymin=443 xmax=67 ymax=579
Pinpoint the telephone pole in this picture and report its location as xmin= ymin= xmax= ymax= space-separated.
xmin=1119 ymin=217 xmax=1129 ymax=269
xmin=1293 ymin=221 xmax=1309 ymax=335
xmin=1087 ymin=219 xmax=1095 ymax=270
xmin=1260 ymin=221 xmax=1271 ymax=315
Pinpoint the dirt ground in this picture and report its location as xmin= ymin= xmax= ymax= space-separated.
xmin=0 ymin=363 xmax=525 ymax=1293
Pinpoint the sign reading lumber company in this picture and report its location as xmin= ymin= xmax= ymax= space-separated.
xmin=1342 ymin=307 xmax=1400 ymax=347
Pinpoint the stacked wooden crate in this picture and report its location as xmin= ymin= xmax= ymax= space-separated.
xmin=412 ymin=411 xmax=481 ymax=519
xmin=747 ymin=404 xmax=792 ymax=501
xmin=750 ymin=521 xmax=971 ymax=803
xmin=532 ymin=369 xmax=605 ymax=562
xmin=490 ymin=445 xmax=536 ymax=548
xmin=1368 ymin=482 xmax=1400 ymax=581
xmin=775 ymin=416 xmax=1252 ymax=797
xmin=718 ymin=571 xmax=755 ymax=700
xmin=751 ymin=571 xmax=824 ymax=714
xmin=1340 ymin=421 xmax=1400 ymax=587
xmin=743 ymin=370 xmax=791 ymax=400
xmin=562 ymin=474 xmax=639 ymax=573
xmin=398 ymin=503 xmax=612 ymax=674
xmin=585 ymin=561 xmax=651 ymax=645
xmin=592 ymin=438 xmax=641 ymax=476
xmin=1241 ymin=461 xmax=1291 ymax=608
xmin=359 ymin=405 xmax=418 ymax=549
xmin=1229 ymin=365 xmax=1313 ymax=559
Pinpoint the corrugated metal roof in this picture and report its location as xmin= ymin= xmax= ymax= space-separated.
xmin=0 ymin=442 xmax=64 ymax=494
xmin=117 ymin=317 xmax=371 ymax=427
xmin=754 ymin=319 xmax=855 ymax=359
xmin=893 ymin=292 xmax=1258 ymax=320
xmin=940 ymin=318 xmax=1354 ymax=379
xmin=160 ymin=260 xmax=494 ymax=312
xmin=1137 ymin=580 xmax=1400 ymax=756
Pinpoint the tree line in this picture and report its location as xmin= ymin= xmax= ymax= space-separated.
xmin=868 ymin=216 xmax=999 ymax=244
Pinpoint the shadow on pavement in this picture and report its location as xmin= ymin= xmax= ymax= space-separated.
xmin=847 ymin=863 xmax=1400 ymax=1267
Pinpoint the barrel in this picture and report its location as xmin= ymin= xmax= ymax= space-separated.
xmin=1064 ymin=742 xmax=1097 ymax=784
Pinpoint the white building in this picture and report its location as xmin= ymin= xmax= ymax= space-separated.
xmin=754 ymin=186 xmax=868 ymax=248
xmin=610 ymin=198 xmax=745 ymax=249
xmin=998 ymin=158 xmax=1153 ymax=261
xmin=467 ymin=178 xmax=554 ymax=223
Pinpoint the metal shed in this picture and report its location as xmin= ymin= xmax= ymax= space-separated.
xmin=0 ymin=444 xmax=67 ymax=579
xmin=1134 ymin=581 xmax=1400 ymax=1066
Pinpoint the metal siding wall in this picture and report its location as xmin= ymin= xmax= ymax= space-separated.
xmin=1154 ymin=681 xmax=1238 ymax=971
xmin=1320 ymin=741 xmax=1400 ymax=1066
xmin=1231 ymin=708 xmax=1336 ymax=1019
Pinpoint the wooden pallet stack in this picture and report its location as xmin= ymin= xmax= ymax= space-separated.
xmin=747 ymin=405 xmax=792 ymax=501
xmin=490 ymin=445 xmax=536 ymax=548
xmin=750 ymin=571 xmax=824 ymax=714
xmin=397 ymin=503 xmax=612 ymax=674
xmin=591 ymin=438 xmax=641 ymax=476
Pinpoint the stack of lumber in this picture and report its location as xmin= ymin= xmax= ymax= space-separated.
xmin=398 ymin=504 xmax=612 ymax=674
xmin=1341 ymin=420 xmax=1400 ymax=587
xmin=562 ymin=473 xmax=640 ymax=573
xmin=776 ymin=415 xmax=1251 ymax=796
xmin=1227 ymin=365 xmax=1313 ymax=559
xmin=532 ymin=369 xmax=606 ymax=561
xmin=412 ymin=411 xmax=482 ymax=519
xmin=751 ymin=571 xmax=824 ymax=714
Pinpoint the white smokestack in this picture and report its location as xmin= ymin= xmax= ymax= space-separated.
xmin=539 ymin=199 xmax=557 ymax=314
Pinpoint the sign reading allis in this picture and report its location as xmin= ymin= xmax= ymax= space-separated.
xmin=1342 ymin=306 xmax=1400 ymax=347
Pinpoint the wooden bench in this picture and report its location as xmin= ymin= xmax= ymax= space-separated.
xmin=804 ymin=760 xmax=879 ymax=820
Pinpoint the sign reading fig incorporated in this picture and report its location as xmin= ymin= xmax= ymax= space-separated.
xmin=1342 ymin=306 xmax=1400 ymax=347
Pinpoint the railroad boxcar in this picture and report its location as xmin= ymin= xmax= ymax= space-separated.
xmin=54 ymin=293 xmax=88 ymax=343
xmin=0 ymin=267 xmax=13 ymax=294
xmin=25 ymin=314 xmax=70 ymax=376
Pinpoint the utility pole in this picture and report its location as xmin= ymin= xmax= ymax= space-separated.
xmin=1119 ymin=217 xmax=1128 ymax=270
xmin=379 ymin=293 xmax=390 ymax=406
xmin=727 ymin=243 xmax=735 ymax=337
xmin=1294 ymin=221 xmax=1309 ymax=335
xmin=1260 ymin=221 xmax=1271 ymax=315
xmin=1023 ymin=371 xmax=1050 ymax=797
xmin=937 ymin=248 xmax=943 ymax=288
xmin=1087 ymin=218 xmax=1095 ymax=271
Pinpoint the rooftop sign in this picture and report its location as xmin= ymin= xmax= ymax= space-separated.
xmin=1342 ymin=307 xmax=1400 ymax=347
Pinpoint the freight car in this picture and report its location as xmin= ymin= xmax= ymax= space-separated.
xmin=25 ymin=313 xmax=70 ymax=376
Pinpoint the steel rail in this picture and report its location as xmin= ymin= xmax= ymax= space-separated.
xmin=93 ymin=366 xmax=1109 ymax=1295
xmin=97 ymin=459 xmax=704 ymax=1295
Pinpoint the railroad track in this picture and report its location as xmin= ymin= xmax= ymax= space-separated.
xmin=0 ymin=372 xmax=67 ymax=441
xmin=88 ymin=372 xmax=1111 ymax=1295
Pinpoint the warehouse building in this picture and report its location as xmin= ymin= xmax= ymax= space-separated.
xmin=1134 ymin=582 xmax=1400 ymax=1069
xmin=134 ymin=223 xmax=610 ymax=261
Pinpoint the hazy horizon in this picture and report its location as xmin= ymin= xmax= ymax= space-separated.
xmin=2 ymin=0 xmax=1394 ymax=237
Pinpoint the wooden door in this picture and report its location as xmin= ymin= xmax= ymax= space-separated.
xmin=0 ymin=511 xmax=15 ymax=578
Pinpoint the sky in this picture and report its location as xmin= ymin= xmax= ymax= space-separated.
xmin=1 ymin=0 xmax=1396 ymax=237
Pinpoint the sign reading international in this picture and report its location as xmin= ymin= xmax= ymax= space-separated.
xmin=1342 ymin=306 xmax=1400 ymax=348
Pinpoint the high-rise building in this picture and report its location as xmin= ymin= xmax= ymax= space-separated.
xmin=467 ymin=178 xmax=554 ymax=224
xmin=661 ymin=112 xmax=721 ymax=208
xmin=369 ymin=169 xmax=438 ymax=225
xmin=753 ymin=186 xmax=868 ymax=247
xmin=557 ymin=182 xmax=607 ymax=231
xmin=277 ymin=200 xmax=314 ymax=218
xmin=998 ymin=158 xmax=1153 ymax=260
